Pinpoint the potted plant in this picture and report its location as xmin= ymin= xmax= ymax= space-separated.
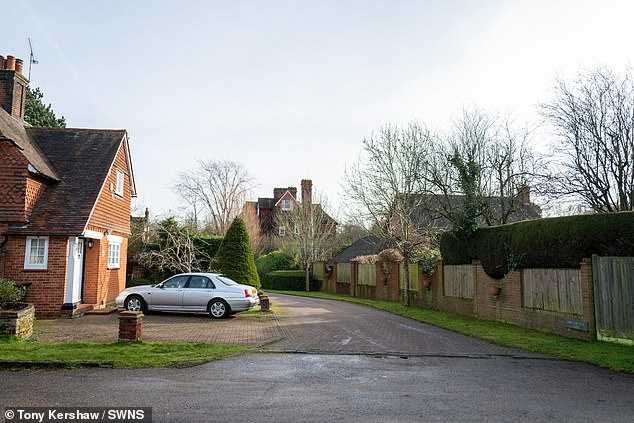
xmin=0 ymin=278 xmax=35 ymax=339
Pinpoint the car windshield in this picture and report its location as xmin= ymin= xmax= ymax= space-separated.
xmin=217 ymin=275 xmax=239 ymax=286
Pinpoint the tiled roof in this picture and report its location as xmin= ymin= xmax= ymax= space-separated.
xmin=9 ymin=127 xmax=127 ymax=235
xmin=0 ymin=109 xmax=59 ymax=181
xmin=328 ymin=235 xmax=393 ymax=265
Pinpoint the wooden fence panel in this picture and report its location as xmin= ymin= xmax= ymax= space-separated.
xmin=443 ymin=264 xmax=474 ymax=299
xmin=399 ymin=264 xmax=419 ymax=292
xmin=522 ymin=268 xmax=582 ymax=314
xmin=311 ymin=262 xmax=325 ymax=281
xmin=357 ymin=264 xmax=376 ymax=286
xmin=593 ymin=256 xmax=634 ymax=344
xmin=336 ymin=263 xmax=351 ymax=284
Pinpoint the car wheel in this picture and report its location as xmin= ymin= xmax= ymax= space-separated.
xmin=209 ymin=299 xmax=230 ymax=319
xmin=125 ymin=295 xmax=145 ymax=313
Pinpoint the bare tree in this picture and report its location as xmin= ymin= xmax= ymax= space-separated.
xmin=276 ymin=191 xmax=338 ymax=291
xmin=137 ymin=218 xmax=210 ymax=274
xmin=343 ymin=122 xmax=433 ymax=306
xmin=540 ymin=67 xmax=634 ymax=212
xmin=427 ymin=107 xmax=538 ymax=230
xmin=174 ymin=160 xmax=257 ymax=235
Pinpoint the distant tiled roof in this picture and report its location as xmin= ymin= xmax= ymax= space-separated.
xmin=8 ymin=127 xmax=127 ymax=235
xmin=411 ymin=194 xmax=541 ymax=232
xmin=258 ymin=197 xmax=275 ymax=210
xmin=0 ymin=109 xmax=59 ymax=181
xmin=328 ymin=235 xmax=393 ymax=265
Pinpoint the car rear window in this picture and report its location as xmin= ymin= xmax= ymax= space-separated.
xmin=217 ymin=275 xmax=239 ymax=286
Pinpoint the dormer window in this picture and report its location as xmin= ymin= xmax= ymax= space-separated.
xmin=115 ymin=170 xmax=124 ymax=197
xmin=281 ymin=199 xmax=291 ymax=211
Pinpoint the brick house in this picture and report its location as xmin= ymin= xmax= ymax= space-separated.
xmin=243 ymin=179 xmax=337 ymax=239
xmin=0 ymin=55 xmax=136 ymax=317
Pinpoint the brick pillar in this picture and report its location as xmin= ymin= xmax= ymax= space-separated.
xmin=118 ymin=311 xmax=143 ymax=342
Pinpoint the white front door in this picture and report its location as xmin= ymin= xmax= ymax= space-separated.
xmin=65 ymin=237 xmax=84 ymax=305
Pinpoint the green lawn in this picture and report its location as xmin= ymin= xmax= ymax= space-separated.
xmin=0 ymin=337 xmax=247 ymax=369
xmin=266 ymin=290 xmax=634 ymax=373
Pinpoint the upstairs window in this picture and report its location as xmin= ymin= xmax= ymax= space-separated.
xmin=115 ymin=170 xmax=125 ymax=197
xmin=24 ymin=236 xmax=49 ymax=270
xmin=281 ymin=199 xmax=291 ymax=211
xmin=278 ymin=226 xmax=286 ymax=236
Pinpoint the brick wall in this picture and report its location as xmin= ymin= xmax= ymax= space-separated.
xmin=1 ymin=235 xmax=69 ymax=317
xmin=24 ymin=176 xmax=47 ymax=219
xmin=322 ymin=259 xmax=596 ymax=340
xmin=87 ymin=141 xmax=132 ymax=235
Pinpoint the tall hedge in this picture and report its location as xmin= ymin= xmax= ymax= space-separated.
xmin=214 ymin=217 xmax=260 ymax=288
xmin=261 ymin=270 xmax=319 ymax=291
xmin=440 ymin=211 xmax=634 ymax=279
xmin=255 ymin=250 xmax=297 ymax=278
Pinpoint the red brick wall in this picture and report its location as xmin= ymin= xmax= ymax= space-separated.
xmin=0 ymin=141 xmax=28 ymax=222
xmin=87 ymin=141 xmax=132 ymax=235
xmin=323 ymin=259 xmax=596 ymax=340
xmin=0 ymin=235 xmax=69 ymax=317
xmin=83 ymin=140 xmax=132 ymax=307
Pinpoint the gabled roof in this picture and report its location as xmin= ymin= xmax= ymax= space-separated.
xmin=8 ymin=127 xmax=129 ymax=235
xmin=274 ymin=190 xmax=298 ymax=208
xmin=0 ymin=109 xmax=59 ymax=181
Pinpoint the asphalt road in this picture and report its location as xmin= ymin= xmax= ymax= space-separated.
xmin=1 ymin=294 xmax=633 ymax=422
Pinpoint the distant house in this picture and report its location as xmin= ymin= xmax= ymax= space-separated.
xmin=331 ymin=188 xmax=541 ymax=264
xmin=243 ymin=179 xmax=337 ymax=239
xmin=0 ymin=54 xmax=136 ymax=317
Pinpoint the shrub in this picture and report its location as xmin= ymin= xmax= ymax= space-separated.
xmin=214 ymin=217 xmax=260 ymax=288
xmin=0 ymin=279 xmax=25 ymax=304
xmin=193 ymin=234 xmax=223 ymax=271
xmin=261 ymin=270 xmax=319 ymax=291
xmin=411 ymin=247 xmax=442 ymax=277
xmin=126 ymin=278 xmax=154 ymax=288
xmin=255 ymin=250 xmax=296 ymax=277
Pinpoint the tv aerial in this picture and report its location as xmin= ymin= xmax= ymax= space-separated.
xmin=28 ymin=37 xmax=39 ymax=81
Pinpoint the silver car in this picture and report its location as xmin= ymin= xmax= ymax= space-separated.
xmin=115 ymin=273 xmax=260 ymax=319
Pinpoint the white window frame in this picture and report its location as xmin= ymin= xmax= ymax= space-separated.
xmin=107 ymin=235 xmax=122 ymax=269
xmin=278 ymin=226 xmax=286 ymax=236
xmin=115 ymin=169 xmax=125 ymax=198
xmin=281 ymin=199 xmax=291 ymax=211
xmin=24 ymin=236 xmax=49 ymax=270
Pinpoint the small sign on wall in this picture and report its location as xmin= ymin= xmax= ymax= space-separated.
xmin=565 ymin=319 xmax=589 ymax=332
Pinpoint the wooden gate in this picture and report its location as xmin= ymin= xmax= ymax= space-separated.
xmin=592 ymin=255 xmax=634 ymax=345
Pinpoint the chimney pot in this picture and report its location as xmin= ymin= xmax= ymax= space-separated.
xmin=0 ymin=56 xmax=4 ymax=70
xmin=15 ymin=58 xmax=23 ymax=74
xmin=5 ymin=55 xmax=15 ymax=71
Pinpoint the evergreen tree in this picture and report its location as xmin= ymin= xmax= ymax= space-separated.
xmin=25 ymin=87 xmax=66 ymax=128
xmin=214 ymin=217 xmax=260 ymax=288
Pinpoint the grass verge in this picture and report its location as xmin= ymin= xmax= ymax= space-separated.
xmin=0 ymin=336 xmax=248 ymax=369
xmin=266 ymin=290 xmax=634 ymax=373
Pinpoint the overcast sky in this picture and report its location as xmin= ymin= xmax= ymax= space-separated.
xmin=3 ymin=0 xmax=634 ymax=220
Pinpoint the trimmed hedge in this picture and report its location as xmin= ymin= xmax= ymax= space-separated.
xmin=261 ymin=270 xmax=318 ymax=291
xmin=440 ymin=211 xmax=634 ymax=279
xmin=255 ymin=250 xmax=296 ymax=278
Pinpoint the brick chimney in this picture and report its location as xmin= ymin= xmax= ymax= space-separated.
xmin=0 ymin=54 xmax=28 ymax=119
xmin=301 ymin=179 xmax=313 ymax=205
xmin=518 ymin=185 xmax=531 ymax=204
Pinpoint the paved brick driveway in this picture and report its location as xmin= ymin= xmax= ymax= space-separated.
xmin=34 ymin=310 xmax=284 ymax=346
xmin=34 ymin=294 xmax=544 ymax=357
xmin=264 ymin=294 xmax=545 ymax=357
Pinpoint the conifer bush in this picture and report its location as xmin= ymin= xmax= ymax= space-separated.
xmin=214 ymin=217 xmax=260 ymax=288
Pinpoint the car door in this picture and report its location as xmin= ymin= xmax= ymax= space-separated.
xmin=150 ymin=275 xmax=189 ymax=310
xmin=182 ymin=275 xmax=215 ymax=311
